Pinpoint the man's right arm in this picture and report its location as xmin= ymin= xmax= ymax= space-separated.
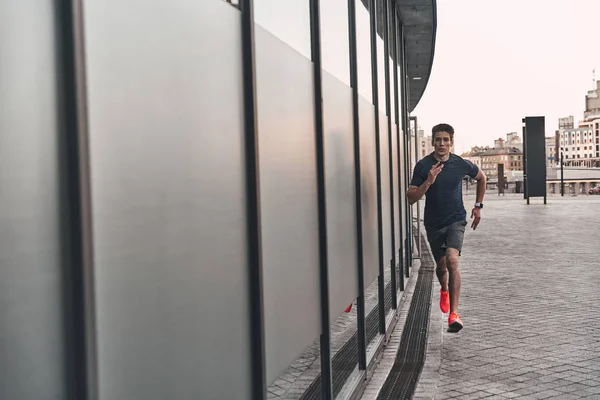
xmin=407 ymin=181 xmax=432 ymax=205
xmin=407 ymin=161 xmax=443 ymax=205
xmin=406 ymin=180 xmax=432 ymax=206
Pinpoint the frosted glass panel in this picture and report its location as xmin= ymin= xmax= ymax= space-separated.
xmin=84 ymin=2 xmax=251 ymax=399
xmin=254 ymin=0 xmax=311 ymax=59
xmin=0 ymin=3 xmax=67 ymax=399
xmin=356 ymin=0 xmax=373 ymax=102
xmin=392 ymin=124 xmax=400 ymax=251
xmin=321 ymin=0 xmax=350 ymax=86
xmin=379 ymin=113 xmax=392 ymax=268
xmin=376 ymin=37 xmax=387 ymax=114
xmin=359 ymin=98 xmax=379 ymax=286
xmin=255 ymin=26 xmax=321 ymax=385
xmin=322 ymin=71 xmax=359 ymax=319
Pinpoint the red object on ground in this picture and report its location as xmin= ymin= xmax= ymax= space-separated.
xmin=344 ymin=304 xmax=353 ymax=313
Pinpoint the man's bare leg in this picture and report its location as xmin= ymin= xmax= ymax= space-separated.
xmin=445 ymin=248 xmax=461 ymax=313
xmin=435 ymin=257 xmax=448 ymax=292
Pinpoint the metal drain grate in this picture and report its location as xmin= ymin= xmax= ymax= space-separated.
xmin=376 ymin=239 xmax=434 ymax=400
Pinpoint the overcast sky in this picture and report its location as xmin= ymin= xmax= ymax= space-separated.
xmin=414 ymin=0 xmax=600 ymax=154
xmin=254 ymin=0 xmax=600 ymax=155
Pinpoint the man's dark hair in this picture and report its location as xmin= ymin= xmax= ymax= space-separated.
xmin=432 ymin=123 xmax=454 ymax=142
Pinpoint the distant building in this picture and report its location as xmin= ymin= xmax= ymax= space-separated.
xmin=584 ymin=80 xmax=600 ymax=121
xmin=557 ymin=82 xmax=600 ymax=167
xmin=506 ymin=132 xmax=523 ymax=152
xmin=557 ymin=127 xmax=597 ymax=166
xmin=545 ymin=136 xmax=556 ymax=169
xmin=463 ymin=143 xmax=522 ymax=182
xmin=558 ymin=116 xmax=575 ymax=130
xmin=417 ymin=128 xmax=433 ymax=159
xmin=477 ymin=147 xmax=523 ymax=182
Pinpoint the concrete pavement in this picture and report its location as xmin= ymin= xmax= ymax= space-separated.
xmin=413 ymin=194 xmax=600 ymax=399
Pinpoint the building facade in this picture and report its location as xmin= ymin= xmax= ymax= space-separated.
xmin=462 ymin=133 xmax=523 ymax=183
xmin=0 ymin=1 xmax=436 ymax=400
xmin=418 ymin=128 xmax=434 ymax=159
xmin=546 ymin=136 xmax=557 ymax=168
xmin=478 ymin=147 xmax=523 ymax=181
xmin=557 ymin=82 xmax=600 ymax=167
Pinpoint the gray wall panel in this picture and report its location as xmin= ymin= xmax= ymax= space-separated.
xmin=0 ymin=3 xmax=67 ymax=399
xmin=83 ymin=2 xmax=251 ymax=399
xmin=380 ymin=113 xmax=392 ymax=269
xmin=399 ymin=130 xmax=407 ymax=263
xmin=322 ymin=72 xmax=359 ymax=320
xmin=255 ymin=26 xmax=322 ymax=385
xmin=392 ymin=124 xmax=400 ymax=251
xmin=359 ymin=98 xmax=379 ymax=287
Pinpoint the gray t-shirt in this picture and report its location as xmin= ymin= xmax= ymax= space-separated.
xmin=410 ymin=153 xmax=479 ymax=231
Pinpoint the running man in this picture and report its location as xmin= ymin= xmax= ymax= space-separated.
xmin=407 ymin=123 xmax=486 ymax=332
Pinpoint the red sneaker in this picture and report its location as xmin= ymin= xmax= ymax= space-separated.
xmin=344 ymin=304 xmax=353 ymax=313
xmin=448 ymin=312 xmax=463 ymax=333
xmin=440 ymin=289 xmax=450 ymax=313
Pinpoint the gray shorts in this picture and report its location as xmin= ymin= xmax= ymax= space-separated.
xmin=426 ymin=220 xmax=467 ymax=262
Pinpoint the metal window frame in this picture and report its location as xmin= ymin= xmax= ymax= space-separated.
xmin=400 ymin=24 xmax=412 ymax=277
xmin=239 ymin=1 xmax=267 ymax=399
xmin=58 ymin=1 xmax=98 ymax=399
xmin=309 ymin=1 xmax=333 ymax=398
xmin=390 ymin=1 xmax=405 ymax=293
xmin=382 ymin=0 xmax=398 ymax=309
xmin=347 ymin=0 xmax=368 ymax=371
xmin=369 ymin=0 xmax=386 ymax=336
xmin=57 ymin=1 xmax=99 ymax=399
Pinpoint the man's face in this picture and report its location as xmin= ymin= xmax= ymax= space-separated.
xmin=433 ymin=131 xmax=453 ymax=157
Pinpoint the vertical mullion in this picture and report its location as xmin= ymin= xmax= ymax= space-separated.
xmin=400 ymin=28 xmax=412 ymax=277
xmin=239 ymin=1 xmax=267 ymax=399
xmin=369 ymin=0 xmax=386 ymax=335
xmin=391 ymin=2 xmax=404 ymax=293
xmin=59 ymin=1 xmax=97 ymax=399
xmin=309 ymin=1 xmax=333 ymax=398
xmin=347 ymin=0 xmax=367 ymax=371
xmin=382 ymin=0 xmax=397 ymax=309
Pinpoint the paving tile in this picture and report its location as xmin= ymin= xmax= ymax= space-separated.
xmin=409 ymin=197 xmax=600 ymax=400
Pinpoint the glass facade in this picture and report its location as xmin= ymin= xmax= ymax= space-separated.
xmin=0 ymin=0 xmax=434 ymax=399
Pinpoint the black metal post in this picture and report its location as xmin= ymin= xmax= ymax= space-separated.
xmin=399 ymin=24 xmax=411 ymax=278
xmin=391 ymin=1 xmax=404 ymax=293
xmin=347 ymin=0 xmax=367 ymax=371
xmin=560 ymin=150 xmax=564 ymax=196
xmin=522 ymin=119 xmax=528 ymax=201
xmin=382 ymin=0 xmax=398 ymax=309
xmin=369 ymin=0 xmax=386 ymax=335
xmin=309 ymin=1 xmax=333 ymax=398
xmin=407 ymin=117 xmax=414 ymax=266
xmin=58 ymin=2 xmax=97 ymax=399
xmin=240 ymin=1 xmax=267 ymax=399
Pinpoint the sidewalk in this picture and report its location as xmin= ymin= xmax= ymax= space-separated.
xmin=412 ymin=195 xmax=600 ymax=399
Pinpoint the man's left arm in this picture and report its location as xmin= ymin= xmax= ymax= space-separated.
xmin=471 ymin=169 xmax=486 ymax=230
